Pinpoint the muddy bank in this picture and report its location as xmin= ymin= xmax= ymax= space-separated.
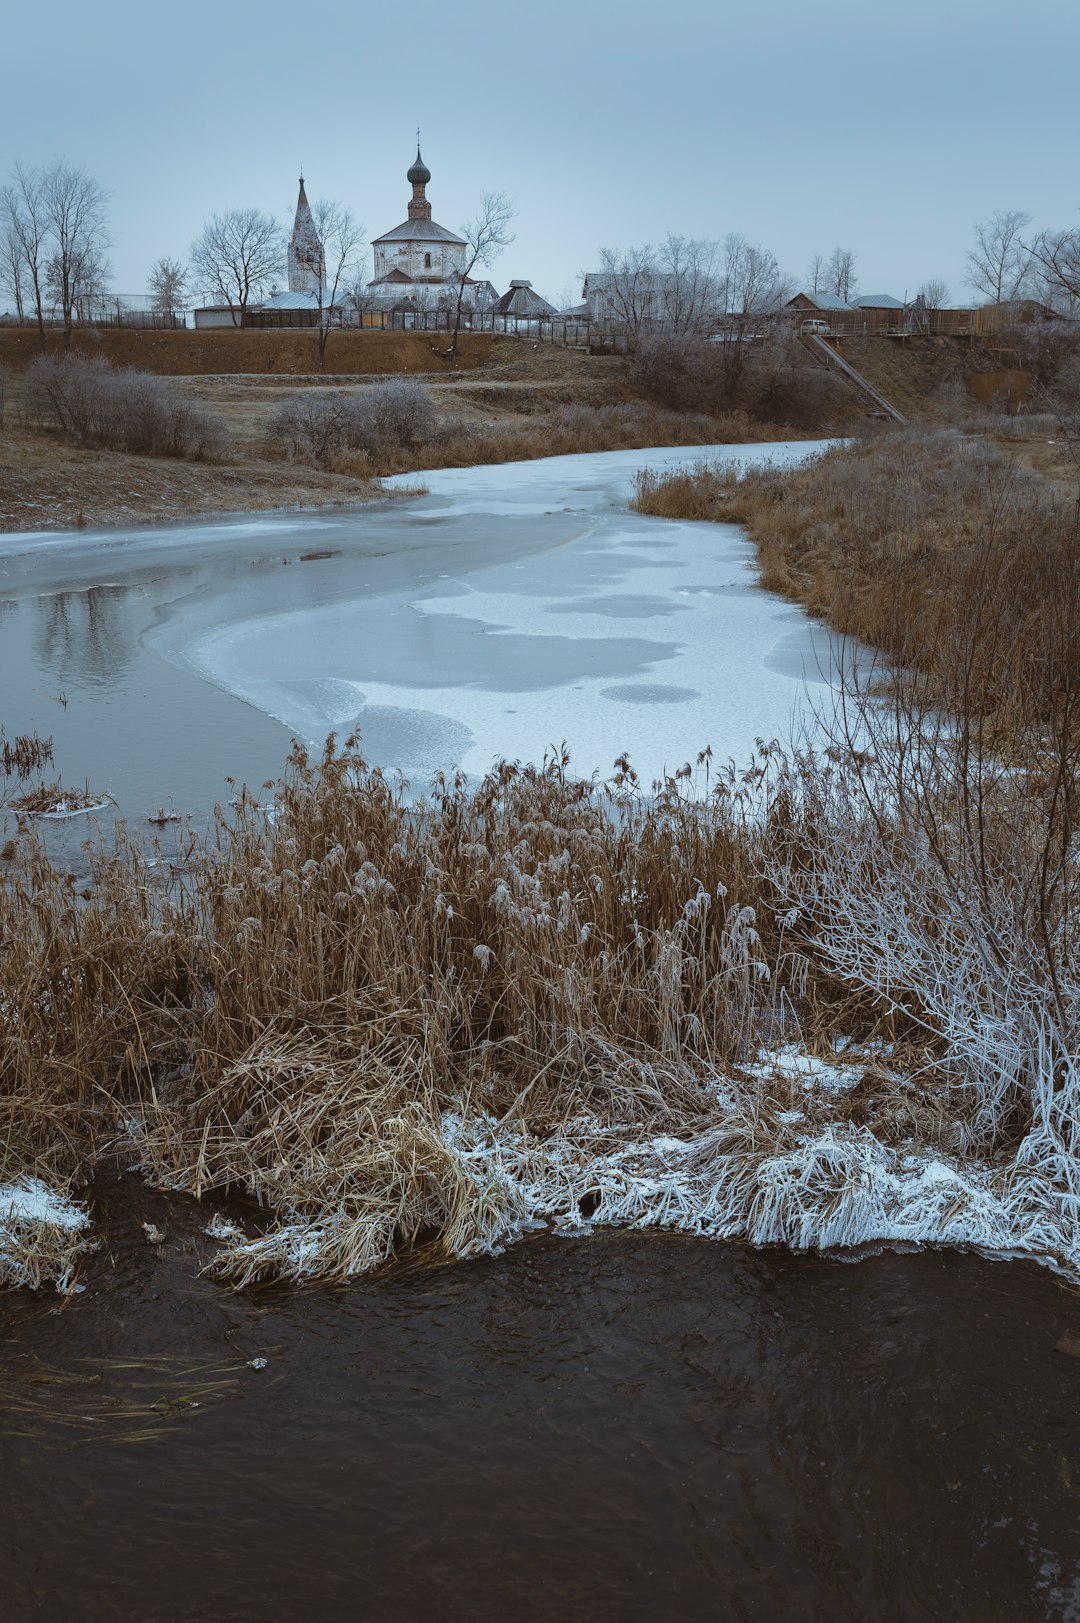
xmin=0 ymin=426 xmax=383 ymax=533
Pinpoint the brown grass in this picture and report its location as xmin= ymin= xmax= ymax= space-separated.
xmin=314 ymin=403 xmax=778 ymax=480
xmin=633 ymin=429 xmax=1080 ymax=739
xmin=5 ymin=738 xmax=925 ymax=1283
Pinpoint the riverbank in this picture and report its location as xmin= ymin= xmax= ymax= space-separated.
xmin=4 ymin=435 xmax=1080 ymax=1298
xmin=0 ymin=334 xmax=840 ymax=533
xmin=0 ymin=396 xmax=804 ymax=534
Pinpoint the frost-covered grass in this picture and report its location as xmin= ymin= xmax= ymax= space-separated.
xmin=0 ymin=1178 xmax=91 ymax=1291
xmin=4 ymin=724 xmax=1080 ymax=1290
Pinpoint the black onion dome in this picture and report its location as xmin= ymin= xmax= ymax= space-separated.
xmin=407 ymin=147 xmax=431 ymax=185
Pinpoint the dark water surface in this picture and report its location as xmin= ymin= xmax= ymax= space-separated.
xmin=2 ymin=1178 xmax=1080 ymax=1622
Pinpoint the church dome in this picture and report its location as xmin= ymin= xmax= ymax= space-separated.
xmin=407 ymin=147 xmax=431 ymax=186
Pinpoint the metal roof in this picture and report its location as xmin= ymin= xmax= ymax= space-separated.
xmin=793 ymin=291 xmax=855 ymax=311
xmin=372 ymin=217 xmax=466 ymax=246
xmin=852 ymin=293 xmax=904 ymax=309
xmin=260 ymin=290 xmax=320 ymax=309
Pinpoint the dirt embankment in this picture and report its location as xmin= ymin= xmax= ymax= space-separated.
xmin=0 ymin=434 xmax=385 ymax=533
xmin=835 ymin=336 xmax=1029 ymax=423
xmin=0 ymin=327 xmax=497 ymax=377
xmin=0 ymin=336 xmax=637 ymax=531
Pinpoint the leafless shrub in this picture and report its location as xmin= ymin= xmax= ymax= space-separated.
xmin=266 ymin=391 xmax=354 ymax=466
xmin=23 ymin=352 xmax=110 ymax=439
xmin=631 ymin=330 xmax=850 ymax=428
xmin=269 ymin=379 xmax=438 ymax=468
xmin=356 ymin=377 xmax=438 ymax=448
xmin=22 ymin=354 xmax=226 ymax=459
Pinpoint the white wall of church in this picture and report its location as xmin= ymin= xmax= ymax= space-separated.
xmin=373 ymin=239 xmax=466 ymax=282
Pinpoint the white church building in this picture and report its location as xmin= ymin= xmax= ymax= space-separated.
xmin=366 ymin=148 xmax=496 ymax=314
xmin=195 ymin=149 xmax=501 ymax=328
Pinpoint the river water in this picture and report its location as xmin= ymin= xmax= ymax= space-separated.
xmin=2 ymin=445 xmax=1078 ymax=1618
xmin=2 ymin=1175 xmax=1080 ymax=1621
xmin=0 ymin=442 xmax=840 ymax=837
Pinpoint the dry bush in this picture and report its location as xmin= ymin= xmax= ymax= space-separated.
xmin=634 ymin=424 xmax=1080 ymax=1193
xmin=1003 ymin=318 xmax=1080 ymax=406
xmin=630 ymin=330 xmax=853 ymax=429
xmin=6 ymin=728 xmax=1078 ymax=1287
xmin=22 ymin=354 xmax=226 ymax=459
xmin=1 ymin=740 xmax=818 ymax=1273
xmin=269 ymin=379 xmax=437 ymax=468
xmin=268 ymin=386 xmax=796 ymax=477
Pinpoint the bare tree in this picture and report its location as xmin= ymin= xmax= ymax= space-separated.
xmin=47 ymin=244 xmax=110 ymax=325
xmin=449 ymin=191 xmax=515 ymax=358
xmin=310 ymin=200 xmax=365 ymax=368
xmin=343 ymin=268 xmax=378 ymax=328
xmin=0 ymin=211 xmax=24 ymax=319
xmin=148 ymin=256 xmax=189 ymax=319
xmin=966 ymin=209 xmax=1034 ymax=305
xmin=593 ymin=238 xmax=724 ymax=337
xmin=1027 ymin=228 xmax=1080 ymax=313
xmin=807 ymin=252 xmax=825 ymax=296
xmin=824 ymin=246 xmax=857 ymax=302
xmin=656 ymin=235 xmax=722 ymax=334
xmin=190 ymin=209 xmax=284 ymax=327
xmin=41 ymin=161 xmax=111 ymax=351
xmin=722 ymin=233 xmax=787 ymax=320
xmin=592 ymin=244 xmax=660 ymax=333
xmin=917 ymin=277 xmax=951 ymax=309
xmin=1 ymin=164 xmax=50 ymax=346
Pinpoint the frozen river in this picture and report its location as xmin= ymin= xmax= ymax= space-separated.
xmin=0 ymin=441 xmax=837 ymax=821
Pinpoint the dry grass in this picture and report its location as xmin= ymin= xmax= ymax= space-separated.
xmin=266 ymin=392 xmax=786 ymax=479
xmin=4 ymin=729 xmax=1080 ymax=1288
xmin=1 ymin=738 xmax=908 ymax=1285
xmin=633 ymin=428 xmax=1080 ymax=739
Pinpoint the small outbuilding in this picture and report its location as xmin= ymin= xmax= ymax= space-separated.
xmin=493 ymin=280 xmax=556 ymax=319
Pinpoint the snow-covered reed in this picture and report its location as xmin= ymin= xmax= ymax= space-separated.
xmin=3 ymin=715 xmax=1079 ymax=1290
xmin=0 ymin=1178 xmax=91 ymax=1291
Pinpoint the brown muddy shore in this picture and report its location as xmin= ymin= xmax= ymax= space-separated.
xmin=0 ymin=336 xmax=630 ymax=533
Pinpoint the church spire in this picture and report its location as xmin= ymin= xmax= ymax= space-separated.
xmin=288 ymin=173 xmax=325 ymax=298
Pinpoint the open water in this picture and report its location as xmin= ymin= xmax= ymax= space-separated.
xmin=2 ymin=1175 xmax=1079 ymax=1621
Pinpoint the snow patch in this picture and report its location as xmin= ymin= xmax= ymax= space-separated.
xmin=0 ymin=1178 xmax=92 ymax=1292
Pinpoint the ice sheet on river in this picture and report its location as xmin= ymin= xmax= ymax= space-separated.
xmin=150 ymin=442 xmax=840 ymax=785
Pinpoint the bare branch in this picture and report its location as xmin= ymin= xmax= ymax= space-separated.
xmin=450 ymin=190 xmax=514 ymax=357
xmin=190 ymin=209 xmax=284 ymax=326
xmin=966 ymin=209 xmax=1034 ymax=305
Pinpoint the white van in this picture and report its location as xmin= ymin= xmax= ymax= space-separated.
xmin=801 ymin=318 xmax=832 ymax=336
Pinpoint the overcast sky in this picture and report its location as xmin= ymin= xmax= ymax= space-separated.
xmin=3 ymin=0 xmax=1078 ymax=308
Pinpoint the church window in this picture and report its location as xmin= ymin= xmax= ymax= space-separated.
xmin=424 ymin=253 xmax=432 ymax=269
